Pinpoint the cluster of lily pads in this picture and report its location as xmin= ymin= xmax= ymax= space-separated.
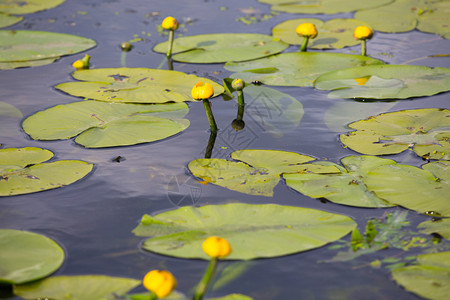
xmin=1 ymin=0 xmax=450 ymax=299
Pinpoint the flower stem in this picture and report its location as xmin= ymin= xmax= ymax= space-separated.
xmin=237 ymin=90 xmax=245 ymax=107
xmin=204 ymin=131 xmax=217 ymax=158
xmin=361 ymin=40 xmax=367 ymax=56
xmin=202 ymin=99 xmax=218 ymax=132
xmin=167 ymin=30 xmax=174 ymax=59
xmin=300 ymin=37 xmax=309 ymax=52
xmin=149 ymin=291 xmax=157 ymax=300
xmin=194 ymin=258 xmax=218 ymax=300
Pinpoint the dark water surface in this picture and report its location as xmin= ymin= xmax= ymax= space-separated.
xmin=1 ymin=0 xmax=449 ymax=299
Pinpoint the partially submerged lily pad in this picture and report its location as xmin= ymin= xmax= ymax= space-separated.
xmin=258 ymin=0 xmax=393 ymax=14
xmin=418 ymin=218 xmax=450 ymax=240
xmin=225 ymin=53 xmax=383 ymax=86
xmin=314 ymin=65 xmax=450 ymax=99
xmin=364 ymin=161 xmax=450 ymax=217
xmin=283 ymin=155 xmax=395 ymax=208
xmin=391 ymin=251 xmax=450 ymax=299
xmin=0 ymin=13 xmax=22 ymax=28
xmin=0 ymin=30 xmax=96 ymax=69
xmin=0 ymin=101 xmax=23 ymax=137
xmin=14 ymin=275 xmax=140 ymax=300
xmin=133 ymin=203 xmax=356 ymax=260
xmin=0 ymin=229 xmax=64 ymax=284
xmin=340 ymin=108 xmax=450 ymax=160
xmin=22 ymin=101 xmax=190 ymax=148
xmin=0 ymin=0 xmax=65 ymax=15
xmin=55 ymin=68 xmax=224 ymax=103
xmin=273 ymin=18 xmax=371 ymax=49
xmin=0 ymin=147 xmax=93 ymax=196
xmin=153 ymin=33 xmax=288 ymax=63
xmin=355 ymin=0 xmax=450 ymax=38
xmin=188 ymin=149 xmax=338 ymax=196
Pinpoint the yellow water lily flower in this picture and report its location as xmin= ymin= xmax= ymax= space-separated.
xmin=354 ymin=26 xmax=373 ymax=40
xmin=72 ymin=60 xmax=84 ymax=70
xmin=162 ymin=16 xmax=179 ymax=31
xmin=143 ymin=270 xmax=177 ymax=298
xmin=202 ymin=236 xmax=232 ymax=259
xmin=296 ymin=23 xmax=318 ymax=39
xmin=191 ymin=82 xmax=214 ymax=100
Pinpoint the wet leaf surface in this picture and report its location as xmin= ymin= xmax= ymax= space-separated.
xmin=0 ymin=0 xmax=65 ymax=15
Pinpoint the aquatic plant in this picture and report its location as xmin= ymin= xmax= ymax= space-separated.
xmin=143 ymin=270 xmax=177 ymax=299
xmin=296 ymin=22 xmax=318 ymax=52
xmin=191 ymin=81 xmax=218 ymax=132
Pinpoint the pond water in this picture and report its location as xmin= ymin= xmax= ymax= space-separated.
xmin=1 ymin=0 xmax=449 ymax=299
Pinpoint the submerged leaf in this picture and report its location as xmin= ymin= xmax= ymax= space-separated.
xmin=55 ymin=68 xmax=224 ymax=104
xmin=314 ymin=65 xmax=450 ymax=99
xmin=418 ymin=218 xmax=450 ymax=240
xmin=0 ymin=229 xmax=64 ymax=284
xmin=14 ymin=275 xmax=140 ymax=300
xmin=153 ymin=33 xmax=288 ymax=63
xmin=340 ymin=108 xmax=450 ymax=159
xmin=225 ymin=52 xmax=383 ymax=86
xmin=133 ymin=203 xmax=356 ymax=260
xmin=22 ymin=101 xmax=190 ymax=148
xmin=0 ymin=147 xmax=93 ymax=196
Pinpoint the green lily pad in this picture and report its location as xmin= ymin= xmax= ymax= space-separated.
xmin=0 ymin=0 xmax=65 ymax=15
xmin=224 ymin=53 xmax=383 ymax=87
xmin=55 ymin=68 xmax=224 ymax=104
xmin=0 ymin=229 xmax=64 ymax=284
xmin=210 ymin=295 xmax=254 ymax=300
xmin=0 ymin=30 xmax=96 ymax=69
xmin=241 ymin=85 xmax=304 ymax=136
xmin=364 ymin=161 xmax=450 ymax=217
xmin=355 ymin=0 xmax=450 ymax=38
xmin=418 ymin=218 xmax=450 ymax=240
xmin=391 ymin=251 xmax=450 ymax=299
xmin=258 ymin=0 xmax=393 ymax=14
xmin=314 ymin=65 xmax=450 ymax=99
xmin=273 ymin=18 xmax=371 ymax=49
xmin=0 ymin=147 xmax=93 ymax=196
xmin=153 ymin=33 xmax=289 ymax=63
xmin=133 ymin=203 xmax=356 ymax=260
xmin=14 ymin=275 xmax=141 ymax=300
xmin=22 ymin=101 xmax=190 ymax=148
xmin=128 ymin=291 xmax=187 ymax=300
xmin=0 ymin=57 xmax=57 ymax=70
xmin=283 ymin=155 xmax=395 ymax=208
xmin=340 ymin=108 xmax=450 ymax=160
xmin=188 ymin=149 xmax=339 ymax=197
xmin=0 ymin=13 xmax=21 ymax=28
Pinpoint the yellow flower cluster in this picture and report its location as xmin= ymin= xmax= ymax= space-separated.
xmin=354 ymin=26 xmax=373 ymax=40
xmin=143 ymin=270 xmax=177 ymax=298
xmin=202 ymin=236 xmax=232 ymax=258
xmin=191 ymin=82 xmax=214 ymax=100
xmin=296 ymin=23 xmax=318 ymax=39
xmin=162 ymin=16 xmax=179 ymax=31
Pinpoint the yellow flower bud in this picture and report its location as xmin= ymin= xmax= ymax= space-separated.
xmin=143 ymin=270 xmax=177 ymax=298
xmin=354 ymin=26 xmax=373 ymax=40
xmin=72 ymin=60 xmax=84 ymax=70
xmin=231 ymin=78 xmax=245 ymax=91
xmin=162 ymin=16 xmax=179 ymax=31
xmin=296 ymin=23 xmax=318 ymax=39
xmin=191 ymin=82 xmax=214 ymax=100
xmin=202 ymin=236 xmax=232 ymax=259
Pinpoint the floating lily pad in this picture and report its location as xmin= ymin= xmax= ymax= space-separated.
xmin=153 ymin=33 xmax=288 ymax=63
xmin=22 ymin=101 xmax=189 ymax=148
xmin=241 ymin=85 xmax=303 ymax=136
xmin=355 ymin=0 xmax=450 ymax=38
xmin=188 ymin=149 xmax=339 ymax=197
xmin=364 ymin=161 xmax=450 ymax=217
xmin=0 ymin=229 xmax=64 ymax=284
xmin=273 ymin=18 xmax=371 ymax=49
xmin=14 ymin=275 xmax=140 ymax=300
xmin=0 ymin=30 xmax=95 ymax=69
xmin=0 ymin=0 xmax=65 ymax=14
xmin=0 ymin=57 xmax=57 ymax=69
xmin=258 ymin=0 xmax=393 ymax=14
xmin=225 ymin=53 xmax=383 ymax=86
xmin=0 ymin=13 xmax=21 ymax=28
xmin=0 ymin=102 xmax=22 ymax=137
xmin=418 ymin=218 xmax=450 ymax=240
xmin=284 ymin=156 xmax=395 ymax=208
xmin=0 ymin=147 xmax=93 ymax=196
xmin=340 ymin=108 xmax=450 ymax=160
xmin=391 ymin=251 xmax=450 ymax=299
xmin=128 ymin=291 xmax=187 ymax=300
xmin=210 ymin=295 xmax=254 ymax=300
xmin=314 ymin=65 xmax=450 ymax=99
xmin=133 ymin=203 xmax=356 ymax=260
xmin=55 ymin=68 xmax=224 ymax=103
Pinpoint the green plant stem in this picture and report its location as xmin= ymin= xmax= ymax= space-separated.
xmin=167 ymin=30 xmax=174 ymax=59
xmin=361 ymin=40 xmax=367 ymax=56
xmin=149 ymin=291 xmax=157 ymax=300
xmin=204 ymin=130 xmax=217 ymax=159
xmin=236 ymin=102 xmax=245 ymax=121
xmin=120 ymin=52 xmax=127 ymax=67
xmin=300 ymin=37 xmax=309 ymax=52
xmin=237 ymin=90 xmax=245 ymax=107
xmin=194 ymin=258 xmax=218 ymax=300
xmin=202 ymin=99 xmax=218 ymax=132
xmin=167 ymin=58 xmax=174 ymax=70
